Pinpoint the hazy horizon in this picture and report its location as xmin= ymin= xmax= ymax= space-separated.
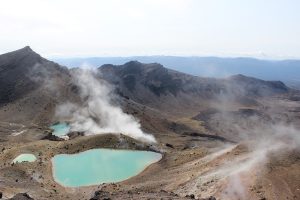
xmin=50 ymin=54 xmax=300 ymax=61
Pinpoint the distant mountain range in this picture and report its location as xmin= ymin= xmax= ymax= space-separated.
xmin=54 ymin=56 xmax=300 ymax=88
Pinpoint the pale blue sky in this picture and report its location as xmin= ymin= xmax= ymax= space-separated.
xmin=0 ymin=0 xmax=299 ymax=58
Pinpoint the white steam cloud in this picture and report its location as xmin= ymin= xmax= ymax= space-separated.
xmin=56 ymin=68 xmax=156 ymax=143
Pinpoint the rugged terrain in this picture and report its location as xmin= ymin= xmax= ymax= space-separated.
xmin=0 ymin=47 xmax=299 ymax=200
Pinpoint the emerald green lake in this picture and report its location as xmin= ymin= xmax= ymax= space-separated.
xmin=12 ymin=154 xmax=37 ymax=164
xmin=52 ymin=148 xmax=162 ymax=187
xmin=50 ymin=122 xmax=70 ymax=137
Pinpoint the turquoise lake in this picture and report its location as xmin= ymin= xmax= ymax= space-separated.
xmin=50 ymin=122 xmax=70 ymax=137
xmin=12 ymin=154 xmax=37 ymax=164
xmin=52 ymin=148 xmax=162 ymax=187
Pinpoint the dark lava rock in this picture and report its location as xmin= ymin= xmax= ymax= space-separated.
xmin=42 ymin=132 xmax=65 ymax=141
xmin=8 ymin=193 xmax=34 ymax=200
xmin=90 ymin=190 xmax=111 ymax=200
xmin=165 ymin=143 xmax=174 ymax=148
xmin=201 ymin=196 xmax=216 ymax=200
xmin=185 ymin=194 xmax=195 ymax=199
xmin=67 ymin=131 xmax=85 ymax=139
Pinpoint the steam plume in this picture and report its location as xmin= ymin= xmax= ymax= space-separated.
xmin=56 ymin=68 xmax=156 ymax=143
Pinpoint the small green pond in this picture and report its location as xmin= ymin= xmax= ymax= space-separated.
xmin=52 ymin=148 xmax=162 ymax=187
xmin=50 ymin=122 xmax=70 ymax=137
xmin=12 ymin=154 xmax=37 ymax=164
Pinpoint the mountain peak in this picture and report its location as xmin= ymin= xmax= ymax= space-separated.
xmin=15 ymin=46 xmax=37 ymax=55
xmin=124 ymin=60 xmax=142 ymax=66
xmin=22 ymin=46 xmax=33 ymax=51
xmin=229 ymin=74 xmax=248 ymax=79
xmin=0 ymin=46 xmax=51 ymax=73
xmin=0 ymin=46 xmax=45 ymax=64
